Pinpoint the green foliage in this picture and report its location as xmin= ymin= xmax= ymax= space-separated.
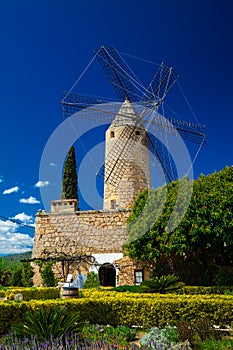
xmin=21 ymin=263 xmax=34 ymax=287
xmin=0 ymin=256 xmax=33 ymax=287
xmin=0 ymin=257 xmax=13 ymax=286
xmin=213 ymin=267 xmax=233 ymax=286
xmin=198 ymin=337 xmax=233 ymax=349
xmin=139 ymin=325 xmax=191 ymax=349
xmin=125 ymin=167 xmax=233 ymax=285
xmin=12 ymin=305 xmax=83 ymax=341
xmin=8 ymin=266 xmax=23 ymax=286
xmin=177 ymin=285 xmax=233 ymax=295
xmin=62 ymin=145 xmax=78 ymax=200
xmin=4 ymin=251 xmax=32 ymax=262
xmin=137 ymin=274 xmax=185 ymax=293
xmin=40 ymin=262 xmax=57 ymax=287
xmin=178 ymin=318 xmax=220 ymax=348
xmin=82 ymin=323 xmax=137 ymax=346
xmin=83 ymin=272 xmax=100 ymax=289
xmin=113 ymin=285 xmax=139 ymax=293
xmin=4 ymin=287 xmax=59 ymax=301
xmin=0 ymin=293 xmax=233 ymax=335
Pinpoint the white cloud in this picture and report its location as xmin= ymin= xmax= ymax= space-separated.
xmin=19 ymin=196 xmax=40 ymax=204
xmin=0 ymin=176 xmax=3 ymax=183
xmin=50 ymin=162 xmax=57 ymax=167
xmin=12 ymin=212 xmax=34 ymax=224
xmin=0 ymin=220 xmax=18 ymax=233
xmin=3 ymin=186 xmax=19 ymax=195
xmin=0 ymin=219 xmax=34 ymax=255
xmin=34 ymin=180 xmax=49 ymax=188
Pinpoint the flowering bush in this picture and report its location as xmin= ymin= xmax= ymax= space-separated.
xmin=0 ymin=332 xmax=189 ymax=349
xmin=82 ymin=323 xmax=137 ymax=346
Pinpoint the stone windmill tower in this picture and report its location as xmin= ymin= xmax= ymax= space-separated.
xmin=62 ymin=45 xmax=206 ymax=203
xmin=103 ymin=98 xmax=151 ymax=210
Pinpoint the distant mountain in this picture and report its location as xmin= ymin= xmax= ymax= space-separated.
xmin=3 ymin=251 xmax=32 ymax=262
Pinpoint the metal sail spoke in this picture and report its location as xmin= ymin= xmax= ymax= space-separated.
xmin=148 ymin=134 xmax=178 ymax=183
xmin=95 ymin=45 xmax=140 ymax=102
xmin=146 ymin=114 xmax=206 ymax=144
xmin=61 ymin=91 xmax=106 ymax=117
xmin=142 ymin=62 xmax=179 ymax=105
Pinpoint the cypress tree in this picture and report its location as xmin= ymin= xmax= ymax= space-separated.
xmin=61 ymin=146 xmax=78 ymax=200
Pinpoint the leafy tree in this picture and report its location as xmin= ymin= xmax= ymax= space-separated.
xmin=0 ymin=257 xmax=13 ymax=286
xmin=9 ymin=266 xmax=23 ymax=286
xmin=41 ymin=261 xmax=57 ymax=287
xmin=21 ymin=262 xmax=34 ymax=287
xmin=124 ymin=167 xmax=233 ymax=285
xmin=62 ymin=146 xmax=78 ymax=200
xmin=83 ymin=272 xmax=100 ymax=288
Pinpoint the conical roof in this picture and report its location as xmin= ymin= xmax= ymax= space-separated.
xmin=111 ymin=99 xmax=141 ymax=126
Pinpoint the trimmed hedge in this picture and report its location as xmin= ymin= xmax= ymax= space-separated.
xmin=178 ymin=286 xmax=233 ymax=295
xmin=81 ymin=288 xmax=233 ymax=299
xmin=0 ymin=293 xmax=233 ymax=336
xmin=0 ymin=287 xmax=59 ymax=301
xmin=112 ymin=285 xmax=233 ymax=295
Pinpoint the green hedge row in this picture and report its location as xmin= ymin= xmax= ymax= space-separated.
xmin=0 ymin=294 xmax=232 ymax=336
xmin=0 ymin=287 xmax=59 ymax=301
xmin=178 ymin=286 xmax=233 ymax=295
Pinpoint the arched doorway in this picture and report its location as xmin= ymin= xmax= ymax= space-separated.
xmin=98 ymin=263 xmax=116 ymax=287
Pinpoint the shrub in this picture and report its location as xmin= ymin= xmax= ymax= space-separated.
xmin=5 ymin=287 xmax=59 ymax=301
xmin=213 ymin=268 xmax=233 ymax=286
xmin=12 ymin=305 xmax=83 ymax=341
xmin=0 ymin=332 xmax=193 ymax=349
xmin=137 ymin=274 xmax=185 ymax=293
xmin=113 ymin=285 xmax=139 ymax=293
xmin=0 ymin=294 xmax=233 ymax=336
xmin=177 ymin=285 xmax=233 ymax=295
xmin=178 ymin=318 xmax=220 ymax=348
xmin=82 ymin=323 xmax=137 ymax=346
xmin=40 ymin=262 xmax=58 ymax=287
xmin=83 ymin=272 xmax=100 ymax=289
xmin=197 ymin=337 xmax=233 ymax=349
xmin=139 ymin=325 xmax=191 ymax=349
xmin=21 ymin=262 xmax=34 ymax=287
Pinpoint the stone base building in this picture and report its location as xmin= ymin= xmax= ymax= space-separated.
xmin=32 ymin=199 xmax=150 ymax=286
xmin=32 ymin=100 xmax=152 ymax=286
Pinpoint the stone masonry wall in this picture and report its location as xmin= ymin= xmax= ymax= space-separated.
xmin=32 ymin=208 xmax=131 ymax=285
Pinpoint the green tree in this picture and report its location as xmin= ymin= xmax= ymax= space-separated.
xmin=21 ymin=262 xmax=34 ymax=287
xmin=0 ymin=257 xmax=13 ymax=286
xmin=61 ymin=146 xmax=78 ymax=200
xmin=83 ymin=272 xmax=100 ymax=288
xmin=41 ymin=261 xmax=57 ymax=287
xmin=124 ymin=167 xmax=233 ymax=285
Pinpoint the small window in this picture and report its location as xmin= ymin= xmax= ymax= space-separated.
xmin=134 ymin=269 xmax=144 ymax=285
xmin=111 ymin=199 xmax=117 ymax=209
xmin=135 ymin=130 xmax=140 ymax=136
xmin=110 ymin=131 xmax=115 ymax=138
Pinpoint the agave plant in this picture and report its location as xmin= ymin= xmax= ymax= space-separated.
xmin=12 ymin=305 xmax=83 ymax=341
xmin=137 ymin=274 xmax=185 ymax=293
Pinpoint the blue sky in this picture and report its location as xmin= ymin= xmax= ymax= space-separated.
xmin=0 ymin=0 xmax=232 ymax=254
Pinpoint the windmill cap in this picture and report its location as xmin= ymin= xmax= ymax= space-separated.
xmin=111 ymin=99 xmax=143 ymax=127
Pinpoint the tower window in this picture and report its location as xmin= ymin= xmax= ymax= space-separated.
xmin=111 ymin=199 xmax=117 ymax=209
xmin=110 ymin=131 xmax=115 ymax=138
xmin=134 ymin=269 xmax=144 ymax=285
xmin=135 ymin=131 xmax=140 ymax=136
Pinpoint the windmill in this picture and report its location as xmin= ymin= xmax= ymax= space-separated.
xmin=61 ymin=45 xmax=205 ymax=209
